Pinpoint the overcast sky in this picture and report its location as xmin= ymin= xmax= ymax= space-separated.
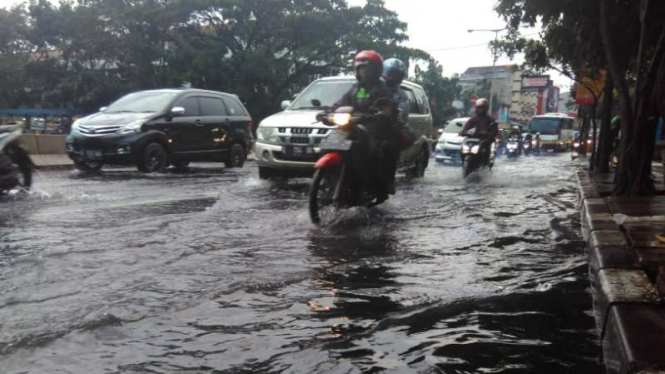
xmin=0 ymin=0 xmax=571 ymax=91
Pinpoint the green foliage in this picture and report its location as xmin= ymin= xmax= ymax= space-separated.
xmin=414 ymin=59 xmax=461 ymax=124
xmin=0 ymin=0 xmax=432 ymax=121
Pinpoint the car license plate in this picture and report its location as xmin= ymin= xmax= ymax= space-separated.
xmin=83 ymin=149 xmax=103 ymax=160
xmin=286 ymin=146 xmax=313 ymax=158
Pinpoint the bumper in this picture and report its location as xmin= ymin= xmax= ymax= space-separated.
xmin=434 ymin=145 xmax=462 ymax=162
xmin=253 ymin=141 xmax=319 ymax=175
xmin=66 ymin=132 xmax=150 ymax=165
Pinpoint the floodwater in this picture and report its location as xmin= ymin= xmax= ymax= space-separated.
xmin=0 ymin=154 xmax=603 ymax=373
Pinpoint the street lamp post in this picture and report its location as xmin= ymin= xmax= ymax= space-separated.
xmin=468 ymin=28 xmax=505 ymax=119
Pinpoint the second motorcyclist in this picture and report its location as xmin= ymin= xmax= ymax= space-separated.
xmin=382 ymin=58 xmax=412 ymax=195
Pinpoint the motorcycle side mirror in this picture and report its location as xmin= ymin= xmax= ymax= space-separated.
xmin=281 ymin=100 xmax=292 ymax=110
xmin=311 ymin=99 xmax=322 ymax=107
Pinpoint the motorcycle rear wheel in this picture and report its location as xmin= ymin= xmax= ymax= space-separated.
xmin=309 ymin=167 xmax=341 ymax=225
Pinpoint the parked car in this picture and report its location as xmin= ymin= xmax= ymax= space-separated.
xmin=254 ymin=76 xmax=433 ymax=179
xmin=67 ymin=89 xmax=253 ymax=173
xmin=434 ymin=117 xmax=469 ymax=164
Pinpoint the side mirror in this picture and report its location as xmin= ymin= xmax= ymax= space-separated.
xmin=281 ymin=100 xmax=292 ymax=110
xmin=438 ymin=129 xmax=444 ymax=134
xmin=100 ymin=107 xmax=107 ymax=112
xmin=171 ymin=106 xmax=185 ymax=116
xmin=311 ymin=99 xmax=321 ymax=108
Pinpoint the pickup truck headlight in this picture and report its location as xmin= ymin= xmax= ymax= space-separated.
xmin=257 ymin=126 xmax=279 ymax=144
xmin=119 ymin=120 xmax=145 ymax=134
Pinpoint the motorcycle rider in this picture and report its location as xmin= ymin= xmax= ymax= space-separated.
xmin=508 ymin=126 xmax=523 ymax=153
xmin=330 ymin=50 xmax=397 ymax=203
xmin=382 ymin=58 xmax=411 ymax=195
xmin=460 ymin=98 xmax=498 ymax=162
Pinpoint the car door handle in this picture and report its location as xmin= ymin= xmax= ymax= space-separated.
xmin=194 ymin=120 xmax=204 ymax=126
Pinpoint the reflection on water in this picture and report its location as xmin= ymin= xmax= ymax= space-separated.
xmin=0 ymin=157 xmax=602 ymax=373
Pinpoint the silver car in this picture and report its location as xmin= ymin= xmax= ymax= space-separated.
xmin=434 ymin=118 xmax=470 ymax=164
xmin=254 ymin=76 xmax=433 ymax=179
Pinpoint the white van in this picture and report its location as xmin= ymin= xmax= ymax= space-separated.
xmin=254 ymin=76 xmax=434 ymax=179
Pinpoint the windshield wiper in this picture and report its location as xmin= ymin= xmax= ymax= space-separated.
xmin=105 ymin=110 xmax=139 ymax=114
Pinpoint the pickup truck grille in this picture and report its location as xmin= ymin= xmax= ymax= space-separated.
xmin=276 ymin=127 xmax=330 ymax=146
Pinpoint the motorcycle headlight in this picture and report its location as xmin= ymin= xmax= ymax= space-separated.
xmin=257 ymin=126 xmax=279 ymax=144
xmin=462 ymin=144 xmax=470 ymax=154
xmin=333 ymin=113 xmax=351 ymax=126
xmin=574 ymin=142 xmax=580 ymax=147
xmin=587 ymin=140 xmax=592 ymax=145
xmin=507 ymin=144 xmax=517 ymax=150
xmin=119 ymin=120 xmax=145 ymax=134
xmin=471 ymin=145 xmax=480 ymax=154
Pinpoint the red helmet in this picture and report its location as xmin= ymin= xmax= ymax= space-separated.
xmin=354 ymin=50 xmax=383 ymax=82
xmin=475 ymin=98 xmax=489 ymax=108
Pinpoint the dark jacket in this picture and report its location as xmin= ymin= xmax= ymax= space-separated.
xmin=335 ymin=81 xmax=397 ymax=139
xmin=461 ymin=115 xmax=498 ymax=138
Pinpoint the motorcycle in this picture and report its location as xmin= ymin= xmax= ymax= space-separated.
xmin=461 ymin=127 xmax=496 ymax=178
xmin=523 ymin=140 xmax=533 ymax=156
xmin=0 ymin=123 xmax=33 ymax=195
xmin=308 ymin=105 xmax=391 ymax=225
xmin=506 ymin=139 xmax=520 ymax=159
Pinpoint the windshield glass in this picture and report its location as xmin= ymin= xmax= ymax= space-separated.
xmin=530 ymin=118 xmax=561 ymax=135
xmin=290 ymin=80 xmax=354 ymax=110
xmin=105 ymin=92 xmax=178 ymax=113
xmin=445 ymin=121 xmax=465 ymax=133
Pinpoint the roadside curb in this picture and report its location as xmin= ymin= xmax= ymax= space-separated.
xmin=577 ymin=171 xmax=665 ymax=374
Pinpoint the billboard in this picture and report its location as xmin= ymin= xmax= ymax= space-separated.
xmin=521 ymin=75 xmax=551 ymax=90
xmin=575 ymin=70 xmax=606 ymax=105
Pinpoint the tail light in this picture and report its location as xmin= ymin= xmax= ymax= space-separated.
xmin=248 ymin=121 xmax=254 ymax=134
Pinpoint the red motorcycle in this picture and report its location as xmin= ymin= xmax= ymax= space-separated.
xmin=308 ymin=106 xmax=390 ymax=225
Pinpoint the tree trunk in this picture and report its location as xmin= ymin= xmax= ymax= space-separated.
xmin=596 ymin=74 xmax=614 ymax=173
xmin=590 ymin=102 xmax=599 ymax=170
xmin=580 ymin=106 xmax=589 ymax=157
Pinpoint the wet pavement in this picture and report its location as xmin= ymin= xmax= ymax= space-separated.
xmin=0 ymin=154 xmax=603 ymax=374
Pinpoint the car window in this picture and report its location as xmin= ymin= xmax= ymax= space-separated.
xmin=223 ymin=97 xmax=248 ymax=117
xmin=415 ymin=88 xmax=429 ymax=115
xmin=199 ymin=97 xmax=227 ymax=116
xmin=402 ymin=88 xmax=420 ymax=114
xmin=174 ymin=96 xmax=199 ymax=116
xmin=445 ymin=121 xmax=465 ymax=133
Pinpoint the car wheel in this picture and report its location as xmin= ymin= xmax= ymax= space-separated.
xmin=225 ymin=144 xmax=245 ymax=168
xmin=407 ymin=147 xmax=428 ymax=179
xmin=138 ymin=143 xmax=168 ymax=173
xmin=75 ymin=160 xmax=103 ymax=173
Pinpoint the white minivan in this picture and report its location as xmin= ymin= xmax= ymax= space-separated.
xmin=434 ymin=117 xmax=470 ymax=163
xmin=254 ymin=76 xmax=434 ymax=179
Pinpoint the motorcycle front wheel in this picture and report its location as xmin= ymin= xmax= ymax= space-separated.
xmin=309 ymin=166 xmax=341 ymax=225
xmin=463 ymin=157 xmax=479 ymax=178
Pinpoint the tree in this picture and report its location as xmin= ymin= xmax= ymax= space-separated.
xmin=414 ymin=59 xmax=462 ymax=125
xmin=495 ymin=0 xmax=665 ymax=195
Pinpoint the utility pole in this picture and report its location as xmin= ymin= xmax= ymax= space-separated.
xmin=468 ymin=28 xmax=505 ymax=119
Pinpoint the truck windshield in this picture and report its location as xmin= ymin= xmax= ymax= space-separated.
xmin=290 ymin=80 xmax=355 ymax=110
xmin=105 ymin=92 xmax=177 ymax=113
xmin=530 ymin=118 xmax=561 ymax=135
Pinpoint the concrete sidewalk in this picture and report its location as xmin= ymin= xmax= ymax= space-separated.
xmin=32 ymin=154 xmax=73 ymax=169
xmin=578 ymin=168 xmax=665 ymax=374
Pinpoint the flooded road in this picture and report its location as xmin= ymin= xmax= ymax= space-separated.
xmin=0 ymin=154 xmax=603 ymax=373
